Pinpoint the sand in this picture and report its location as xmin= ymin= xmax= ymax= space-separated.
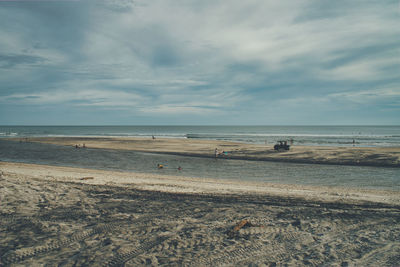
xmin=1 ymin=162 xmax=400 ymax=266
xmin=15 ymin=137 xmax=400 ymax=167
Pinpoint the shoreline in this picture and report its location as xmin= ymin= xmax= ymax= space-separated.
xmin=7 ymin=136 xmax=400 ymax=168
xmin=135 ymin=150 xmax=400 ymax=168
xmin=1 ymin=161 xmax=399 ymax=205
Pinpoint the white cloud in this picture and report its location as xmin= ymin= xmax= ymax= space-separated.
xmin=275 ymin=86 xmax=400 ymax=110
xmin=0 ymin=84 xmax=247 ymax=115
xmin=329 ymin=87 xmax=400 ymax=104
xmin=139 ymin=104 xmax=217 ymax=115
xmin=0 ymin=89 xmax=144 ymax=108
xmin=317 ymin=49 xmax=400 ymax=81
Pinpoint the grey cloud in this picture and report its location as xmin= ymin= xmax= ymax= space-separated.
xmin=0 ymin=54 xmax=46 ymax=68
xmin=100 ymin=0 xmax=137 ymax=12
xmin=0 ymin=0 xmax=399 ymax=124
xmin=150 ymin=44 xmax=181 ymax=67
xmin=322 ymin=41 xmax=399 ymax=70
xmin=0 ymin=0 xmax=93 ymax=59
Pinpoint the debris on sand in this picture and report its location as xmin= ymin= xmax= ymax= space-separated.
xmin=227 ymin=219 xmax=259 ymax=238
xmin=80 ymin=177 xmax=94 ymax=180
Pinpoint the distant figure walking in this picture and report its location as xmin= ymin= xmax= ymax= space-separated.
xmin=215 ymin=148 xmax=218 ymax=158
xmin=152 ymin=135 xmax=155 ymax=140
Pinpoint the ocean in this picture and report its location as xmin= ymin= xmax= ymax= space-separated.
xmin=0 ymin=125 xmax=400 ymax=147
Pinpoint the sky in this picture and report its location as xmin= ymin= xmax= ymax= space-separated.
xmin=0 ymin=0 xmax=399 ymax=125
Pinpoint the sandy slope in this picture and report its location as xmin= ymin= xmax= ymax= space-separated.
xmin=1 ymin=162 xmax=400 ymax=266
xmin=0 ymin=162 xmax=399 ymax=205
xmin=17 ymin=137 xmax=400 ymax=167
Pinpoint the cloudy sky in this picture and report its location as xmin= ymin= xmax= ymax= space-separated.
xmin=0 ymin=0 xmax=399 ymax=125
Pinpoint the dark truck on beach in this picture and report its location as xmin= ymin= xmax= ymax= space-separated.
xmin=274 ymin=140 xmax=290 ymax=151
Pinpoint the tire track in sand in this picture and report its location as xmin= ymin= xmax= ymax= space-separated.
xmin=103 ymin=236 xmax=169 ymax=267
xmin=1 ymin=223 xmax=118 ymax=265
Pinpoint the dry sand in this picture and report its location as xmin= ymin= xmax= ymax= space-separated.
xmin=1 ymin=162 xmax=400 ymax=266
xmin=16 ymin=137 xmax=400 ymax=167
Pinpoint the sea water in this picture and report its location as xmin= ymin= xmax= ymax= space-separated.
xmin=0 ymin=140 xmax=399 ymax=191
xmin=0 ymin=125 xmax=400 ymax=147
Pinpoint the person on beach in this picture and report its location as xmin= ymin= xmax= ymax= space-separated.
xmin=215 ymin=148 xmax=218 ymax=158
xmin=157 ymin=164 xmax=164 ymax=169
xmin=177 ymin=166 xmax=182 ymax=171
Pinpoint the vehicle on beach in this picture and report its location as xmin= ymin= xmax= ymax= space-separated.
xmin=274 ymin=140 xmax=290 ymax=151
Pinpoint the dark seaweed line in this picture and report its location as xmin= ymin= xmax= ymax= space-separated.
xmin=99 ymin=185 xmax=400 ymax=211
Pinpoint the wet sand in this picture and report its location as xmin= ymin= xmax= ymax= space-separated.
xmin=16 ymin=137 xmax=400 ymax=167
xmin=1 ymin=162 xmax=400 ymax=266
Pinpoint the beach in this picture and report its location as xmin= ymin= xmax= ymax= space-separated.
xmin=1 ymin=0 xmax=399 ymax=264
xmin=1 ymin=160 xmax=400 ymax=266
xmin=1 ymin=137 xmax=400 ymax=266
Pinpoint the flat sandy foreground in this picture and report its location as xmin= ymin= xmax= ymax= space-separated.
xmin=1 ymin=161 xmax=400 ymax=266
xmin=14 ymin=136 xmax=400 ymax=167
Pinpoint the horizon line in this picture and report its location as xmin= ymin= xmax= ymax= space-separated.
xmin=1 ymin=124 xmax=399 ymax=127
